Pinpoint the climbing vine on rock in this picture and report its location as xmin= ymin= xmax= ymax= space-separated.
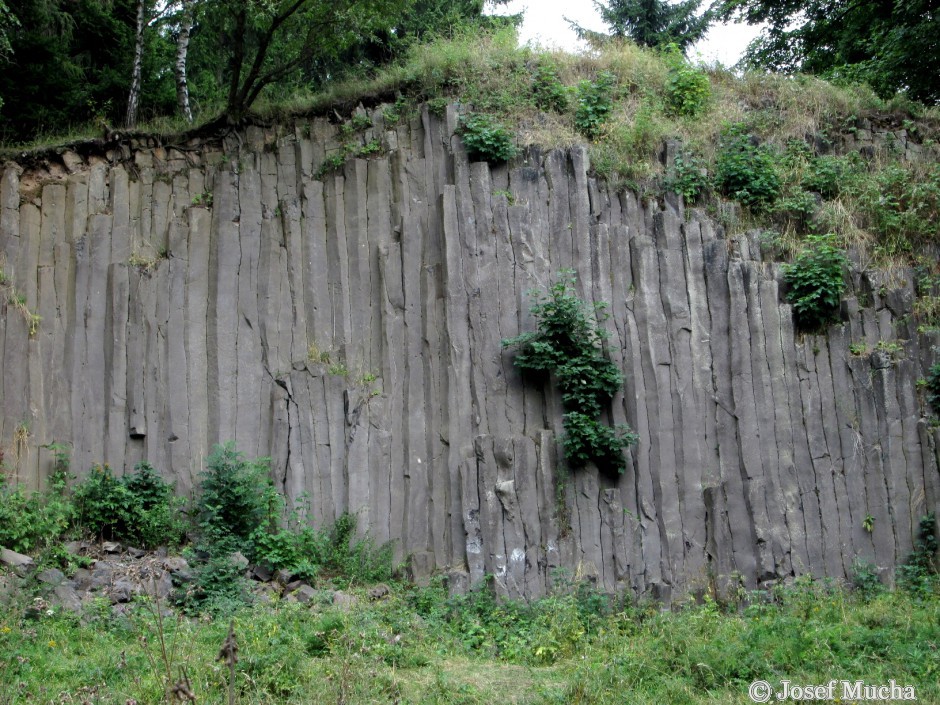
xmin=502 ymin=271 xmax=637 ymax=472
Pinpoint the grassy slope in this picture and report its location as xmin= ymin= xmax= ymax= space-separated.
xmin=1 ymin=578 xmax=938 ymax=704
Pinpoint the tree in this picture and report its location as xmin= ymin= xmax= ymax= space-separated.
xmin=569 ymin=0 xmax=712 ymax=53
xmin=714 ymin=0 xmax=940 ymax=104
xmin=0 ymin=1 xmax=18 ymax=59
xmin=174 ymin=0 xmax=194 ymax=122
xmin=197 ymin=0 xmax=409 ymax=121
xmin=0 ymin=0 xmax=134 ymax=142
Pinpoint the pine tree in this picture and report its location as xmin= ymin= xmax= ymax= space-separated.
xmin=570 ymin=0 xmax=712 ymax=53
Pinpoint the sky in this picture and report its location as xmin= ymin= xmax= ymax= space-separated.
xmin=486 ymin=1 xmax=764 ymax=67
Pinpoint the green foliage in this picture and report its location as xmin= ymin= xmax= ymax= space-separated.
xmin=716 ymin=0 xmax=939 ymax=104
xmin=190 ymin=191 xmax=213 ymax=208
xmin=849 ymin=163 xmax=940 ymax=255
xmin=503 ymin=271 xmax=637 ymax=472
xmin=663 ymin=49 xmax=710 ymax=117
xmin=851 ymin=558 xmax=884 ymax=599
xmin=802 ymin=155 xmax=846 ymax=199
xmin=574 ymin=71 xmax=615 ymax=141
xmin=713 ymin=123 xmax=781 ymax=209
xmin=0 ymin=472 xmax=72 ymax=555
xmin=458 ymin=112 xmax=517 ymax=163
xmin=531 ymin=61 xmax=569 ymax=113
xmin=315 ymin=152 xmax=347 ymax=179
xmin=573 ymin=0 xmax=712 ymax=53
xmin=196 ymin=442 xmax=275 ymax=553
xmin=562 ymin=412 xmax=639 ymax=470
xmin=72 ymin=462 xmax=184 ymax=549
xmin=896 ymin=514 xmax=938 ymax=597
xmin=665 ymin=147 xmax=708 ymax=201
xmin=926 ymin=364 xmax=940 ymax=416
xmin=782 ymin=234 xmax=847 ymax=331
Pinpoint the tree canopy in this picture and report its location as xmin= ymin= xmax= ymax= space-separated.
xmin=716 ymin=0 xmax=940 ymax=104
xmin=570 ymin=0 xmax=712 ymax=53
xmin=0 ymin=0 xmax=515 ymax=142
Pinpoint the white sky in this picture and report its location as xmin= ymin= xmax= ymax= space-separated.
xmin=487 ymin=1 xmax=764 ymax=67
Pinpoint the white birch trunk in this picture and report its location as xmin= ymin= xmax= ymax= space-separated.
xmin=125 ymin=0 xmax=147 ymax=128
xmin=175 ymin=0 xmax=194 ymax=123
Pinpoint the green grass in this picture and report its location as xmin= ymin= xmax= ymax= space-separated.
xmin=1 ymin=576 xmax=937 ymax=704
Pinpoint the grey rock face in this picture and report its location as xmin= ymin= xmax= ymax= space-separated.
xmin=1 ymin=108 xmax=937 ymax=600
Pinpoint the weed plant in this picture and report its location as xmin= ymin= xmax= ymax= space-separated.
xmin=503 ymin=271 xmax=637 ymax=472
xmin=782 ymin=234 xmax=848 ymax=331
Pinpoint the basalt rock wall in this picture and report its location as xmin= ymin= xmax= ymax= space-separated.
xmin=1 ymin=106 xmax=938 ymax=599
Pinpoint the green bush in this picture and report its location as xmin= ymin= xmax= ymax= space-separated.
xmin=782 ymin=234 xmax=847 ymax=331
xmin=850 ymin=162 xmax=940 ymax=254
xmin=663 ymin=53 xmax=710 ymax=118
xmin=665 ymin=148 xmax=708 ymax=202
xmin=458 ymin=112 xmax=518 ymax=163
xmin=802 ymin=155 xmax=848 ymax=199
xmin=196 ymin=442 xmax=277 ymax=552
xmin=575 ymin=71 xmax=615 ymax=141
xmin=72 ymin=462 xmax=185 ymax=548
xmin=531 ymin=62 xmax=569 ymax=113
xmin=896 ymin=514 xmax=938 ymax=597
xmin=714 ymin=123 xmax=781 ymax=209
xmin=926 ymin=363 xmax=940 ymax=415
xmin=0 ymin=472 xmax=72 ymax=554
xmin=503 ymin=271 xmax=637 ymax=472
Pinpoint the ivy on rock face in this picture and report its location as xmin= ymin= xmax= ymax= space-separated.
xmin=502 ymin=271 xmax=638 ymax=472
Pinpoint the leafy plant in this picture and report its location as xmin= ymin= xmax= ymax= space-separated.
xmin=0 ymin=477 xmax=72 ymax=554
xmin=665 ymin=147 xmax=708 ymax=202
xmin=663 ymin=49 xmax=710 ymax=118
xmin=532 ymin=61 xmax=569 ymax=113
xmin=191 ymin=191 xmax=213 ymax=207
xmin=458 ymin=112 xmax=518 ymax=163
xmin=315 ymin=153 xmax=346 ymax=179
xmin=713 ymin=123 xmax=781 ymax=209
xmin=850 ymin=558 xmax=884 ymax=599
xmin=896 ymin=514 xmax=938 ymax=597
xmin=782 ymin=234 xmax=847 ymax=331
xmin=802 ymin=155 xmax=847 ymax=199
xmin=196 ymin=442 xmax=276 ymax=553
xmin=72 ymin=462 xmax=185 ymax=548
xmin=575 ymin=71 xmax=615 ymax=140
xmin=503 ymin=271 xmax=637 ymax=472
xmin=926 ymin=363 xmax=940 ymax=416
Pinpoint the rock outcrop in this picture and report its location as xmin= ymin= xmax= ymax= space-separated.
xmin=1 ymin=106 xmax=938 ymax=599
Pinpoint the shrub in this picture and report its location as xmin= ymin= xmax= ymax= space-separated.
xmin=196 ymin=442 xmax=276 ymax=552
xmin=714 ymin=123 xmax=781 ymax=209
xmin=802 ymin=155 xmax=847 ymax=199
xmin=926 ymin=363 xmax=940 ymax=415
xmin=458 ymin=112 xmax=518 ymax=163
xmin=782 ymin=234 xmax=847 ymax=331
xmin=665 ymin=148 xmax=708 ymax=202
xmin=72 ymin=462 xmax=185 ymax=548
xmin=896 ymin=514 xmax=938 ymax=597
xmin=531 ymin=61 xmax=569 ymax=113
xmin=575 ymin=71 xmax=615 ymax=141
xmin=72 ymin=464 xmax=138 ymax=542
xmin=0 ymin=473 xmax=72 ymax=554
xmin=503 ymin=271 xmax=637 ymax=472
xmin=851 ymin=558 xmax=884 ymax=599
xmin=851 ymin=162 xmax=940 ymax=254
xmin=663 ymin=52 xmax=710 ymax=118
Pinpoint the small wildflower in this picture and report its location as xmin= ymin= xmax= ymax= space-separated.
xmin=1 ymin=626 xmax=11 ymax=633
xmin=47 ymin=639 xmax=56 ymax=648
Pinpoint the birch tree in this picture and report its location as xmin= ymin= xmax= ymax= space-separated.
xmin=175 ymin=0 xmax=195 ymax=122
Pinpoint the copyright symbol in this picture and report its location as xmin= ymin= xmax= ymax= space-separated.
xmin=749 ymin=680 xmax=773 ymax=703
